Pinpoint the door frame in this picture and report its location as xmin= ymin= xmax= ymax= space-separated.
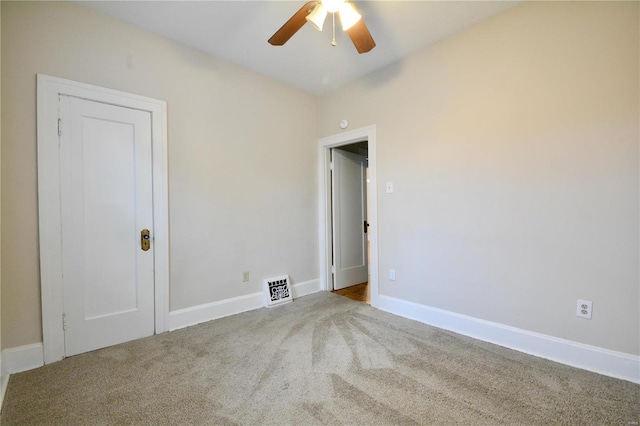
xmin=37 ymin=74 xmax=169 ymax=364
xmin=331 ymin=149 xmax=368 ymax=290
xmin=318 ymin=125 xmax=379 ymax=307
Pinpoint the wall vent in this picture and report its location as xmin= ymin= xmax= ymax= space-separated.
xmin=264 ymin=275 xmax=292 ymax=307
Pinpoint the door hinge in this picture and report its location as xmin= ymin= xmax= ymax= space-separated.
xmin=62 ymin=313 xmax=67 ymax=331
xmin=329 ymin=161 xmax=333 ymax=171
xmin=58 ymin=118 xmax=62 ymax=137
xmin=331 ymin=265 xmax=335 ymax=274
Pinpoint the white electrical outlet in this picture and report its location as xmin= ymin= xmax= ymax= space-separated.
xmin=242 ymin=271 xmax=250 ymax=282
xmin=577 ymin=299 xmax=592 ymax=319
xmin=389 ymin=269 xmax=396 ymax=281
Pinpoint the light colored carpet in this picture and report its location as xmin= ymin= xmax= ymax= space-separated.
xmin=2 ymin=292 xmax=638 ymax=425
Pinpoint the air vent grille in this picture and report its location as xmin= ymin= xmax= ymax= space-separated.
xmin=264 ymin=275 xmax=292 ymax=307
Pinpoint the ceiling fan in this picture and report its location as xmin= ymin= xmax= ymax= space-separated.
xmin=268 ymin=0 xmax=376 ymax=54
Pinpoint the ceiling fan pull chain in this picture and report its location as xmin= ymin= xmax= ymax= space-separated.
xmin=331 ymin=12 xmax=337 ymax=46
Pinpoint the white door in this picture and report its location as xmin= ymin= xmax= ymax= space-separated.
xmin=59 ymin=95 xmax=155 ymax=357
xmin=332 ymin=148 xmax=368 ymax=290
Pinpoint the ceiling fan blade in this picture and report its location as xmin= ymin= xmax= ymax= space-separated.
xmin=346 ymin=18 xmax=376 ymax=54
xmin=268 ymin=1 xmax=316 ymax=46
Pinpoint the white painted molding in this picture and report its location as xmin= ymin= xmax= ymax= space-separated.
xmin=37 ymin=74 xmax=169 ymax=364
xmin=378 ymin=295 xmax=640 ymax=384
xmin=0 ymin=354 xmax=5 ymax=412
xmin=290 ymin=278 xmax=321 ymax=299
xmin=2 ymin=343 xmax=45 ymax=375
xmin=0 ymin=344 xmax=46 ymax=411
xmin=317 ymin=125 xmax=379 ymax=307
xmin=169 ymin=292 xmax=262 ymax=331
xmin=0 ymin=373 xmax=8 ymax=412
xmin=169 ymin=279 xmax=321 ymax=331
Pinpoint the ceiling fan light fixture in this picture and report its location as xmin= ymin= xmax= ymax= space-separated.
xmin=268 ymin=0 xmax=375 ymax=54
xmin=305 ymin=3 xmax=328 ymax=31
xmin=321 ymin=0 xmax=344 ymax=14
xmin=338 ymin=2 xmax=361 ymax=31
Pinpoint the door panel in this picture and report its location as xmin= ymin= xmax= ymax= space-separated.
xmin=332 ymin=149 xmax=368 ymax=290
xmin=59 ymin=95 xmax=154 ymax=357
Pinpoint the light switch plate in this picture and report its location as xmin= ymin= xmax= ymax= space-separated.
xmin=386 ymin=182 xmax=394 ymax=193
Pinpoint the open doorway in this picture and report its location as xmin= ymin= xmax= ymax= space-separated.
xmin=330 ymin=142 xmax=370 ymax=304
xmin=318 ymin=125 xmax=379 ymax=308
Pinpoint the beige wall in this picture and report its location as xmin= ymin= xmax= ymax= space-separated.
xmin=319 ymin=1 xmax=639 ymax=355
xmin=2 ymin=0 xmax=638 ymax=358
xmin=1 ymin=1 xmax=318 ymax=349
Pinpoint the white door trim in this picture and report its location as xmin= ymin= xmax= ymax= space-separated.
xmin=317 ymin=125 xmax=379 ymax=307
xmin=331 ymin=149 xmax=368 ymax=290
xmin=37 ymin=74 xmax=169 ymax=364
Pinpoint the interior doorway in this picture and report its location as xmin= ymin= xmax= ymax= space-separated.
xmin=330 ymin=143 xmax=370 ymax=304
xmin=318 ymin=125 xmax=379 ymax=308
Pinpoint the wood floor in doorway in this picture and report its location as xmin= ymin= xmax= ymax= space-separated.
xmin=332 ymin=282 xmax=369 ymax=304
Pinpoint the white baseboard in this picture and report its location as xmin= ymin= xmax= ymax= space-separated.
xmin=169 ymin=278 xmax=321 ymax=331
xmin=2 ymin=343 xmax=45 ymax=375
xmin=0 ymin=342 xmax=46 ymax=410
xmin=290 ymin=278 xmax=321 ymax=299
xmin=377 ymin=295 xmax=640 ymax=384
xmin=169 ymin=291 xmax=262 ymax=331
xmin=0 ymin=353 xmax=5 ymax=412
xmin=0 ymin=373 xmax=7 ymax=413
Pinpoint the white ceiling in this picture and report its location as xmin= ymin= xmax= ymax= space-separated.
xmin=76 ymin=0 xmax=522 ymax=95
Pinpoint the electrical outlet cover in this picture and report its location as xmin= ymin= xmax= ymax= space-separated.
xmin=577 ymin=299 xmax=592 ymax=319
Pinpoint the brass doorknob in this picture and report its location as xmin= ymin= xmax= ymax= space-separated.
xmin=141 ymin=229 xmax=151 ymax=251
